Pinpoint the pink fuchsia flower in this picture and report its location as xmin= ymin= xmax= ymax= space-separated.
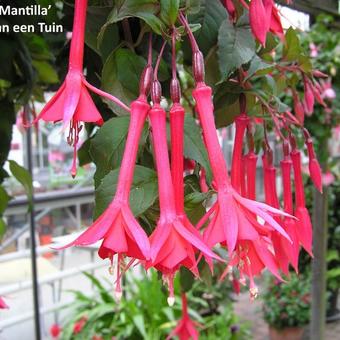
xmin=309 ymin=43 xmax=319 ymax=58
xmin=290 ymin=144 xmax=313 ymax=256
xmin=166 ymin=293 xmax=201 ymax=340
xmin=322 ymin=171 xmax=335 ymax=186
xmin=34 ymin=0 xmax=129 ymax=177
xmin=50 ymin=323 xmax=62 ymax=339
xmin=303 ymin=77 xmax=315 ymax=115
xmin=0 ymin=296 xmax=8 ymax=309
xmin=221 ymin=238 xmax=283 ymax=299
xmin=147 ymin=94 xmax=221 ymax=303
xmin=320 ymin=79 xmax=336 ymax=100
xmin=73 ymin=316 xmax=87 ymax=334
xmin=292 ymin=90 xmax=305 ymax=124
xmin=305 ymin=137 xmax=323 ymax=193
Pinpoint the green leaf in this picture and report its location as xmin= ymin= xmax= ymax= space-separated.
xmin=189 ymin=0 xmax=227 ymax=55
xmin=184 ymin=114 xmax=212 ymax=180
xmin=8 ymin=160 xmax=33 ymax=211
xmin=90 ymin=116 xmax=148 ymax=186
xmin=94 ymin=165 xmax=158 ymax=218
xmin=283 ymin=28 xmax=301 ymax=61
xmin=245 ymin=55 xmax=273 ymax=80
xmin=160 ymin=0 xmax=179 ymax=25
xmin=101 ymin=49 xmax=146 ymax=115
xmin=0 ymin=218 xmax=6 ymax=240
xmin=0 ymin=185 xmax=11 ymax=214
xmin=217 ymin=17 xmax=256 ymax=79
xmin=32 ymin=60 xmax=58 ymax=84
xmin=104 ymin=0 xmax=164 ymax=35
xmin=132 ymin=315 xmax=147 ymax=338
xmin=327 ymin=268 xmax=340 ymax=280
xmin=77 ymin=139 xmax=92 ymax=167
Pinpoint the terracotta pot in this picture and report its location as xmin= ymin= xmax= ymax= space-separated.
xmin=269 ymin=326 xmax=304 ymax=340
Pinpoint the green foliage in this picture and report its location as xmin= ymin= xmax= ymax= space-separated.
xmin=60 ymin=270 xmax=249 ymax=340
xmin=262 ymin=273 xmax=311 ymax=330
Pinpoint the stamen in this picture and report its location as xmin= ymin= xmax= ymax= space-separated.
xmin=114 ymin=254 xmax=123 ymax=302
xmin=67 ymin=119 xmax=83 ymax=178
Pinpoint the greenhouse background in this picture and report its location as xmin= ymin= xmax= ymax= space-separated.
xmin=0 ymin=1 xmax=339 ymax=340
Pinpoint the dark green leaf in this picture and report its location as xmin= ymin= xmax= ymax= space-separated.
xmin=217 ymin=17 xmax=256 ymax=79
xmin=32 ymin=60 xmax=58 ymax=84
xmin=283 ymin=28 xmax=301 ymax=61
xmin=94 ymin=165 xmax=158 ymax=218
xmin=104 ymin=0 xmax=164 ymax=35
xmin=160 ymin=0 xmax=179 ymax=25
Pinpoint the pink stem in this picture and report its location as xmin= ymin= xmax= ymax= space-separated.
xmin=69 ymin=0 xmax=87 ymax=71
xmin=170 ymin=104 xmax=185 ymax=214
xmin=84 ymin=79 xmax=130 ymax=113
xmin=149 ymin=105 xmax=176 ymax=213
xmin=181 ymin=293 xmax=188 ymax=317
xmin=115 ymin=99 xmax=149 ymax=201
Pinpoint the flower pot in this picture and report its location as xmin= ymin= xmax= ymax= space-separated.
xmin=269 ymin=326 xmax=304 ymax=340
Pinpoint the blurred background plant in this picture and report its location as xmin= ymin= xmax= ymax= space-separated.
xmin=58 ymin=270 xmax=250 ymax=340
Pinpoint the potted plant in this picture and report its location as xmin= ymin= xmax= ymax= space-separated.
xmin=262 ymin=273 xmax=311 ymax=340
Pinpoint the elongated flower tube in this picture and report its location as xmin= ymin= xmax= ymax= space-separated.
xmin=34 ymin=0 xmax=129 ymax=177
xmin=179 ymin=13 xmax=292 ymax=258
xmin=290 ymin=136 xmax=313 ymax=256
xmin=280 ymin=143 xmax=300 ymax=272
xmin=244 ymin=129 xmax=258 ymax=200
xmin=231 ymin=98 xmax=249 ymax=193
xmin=58 ymin=59 xmax=153 ymax=298
xmin=262 ymin=148 xmax=290 ymax=276
xmin=0 ymin=297 xmax=8 ymax=309
xmin=147 ymin=76 xmax=221 ymax=302
xmin=166 ymin=293 xmax=200 ymax=340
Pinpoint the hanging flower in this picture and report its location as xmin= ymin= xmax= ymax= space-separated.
xmin=34 ymin=0 xmax=129 ymax=177
xmin=0 ymin=296 xmax=8 ymax=309
xmin=50 ymin=323 xmax=62 ymax=339
xmin=73 ymin=316 xmax=87 ymax=334
xmin=166 ymin=293 xmax=200 ymax=340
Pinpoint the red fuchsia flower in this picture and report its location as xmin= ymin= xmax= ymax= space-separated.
xmin=304 ymin=132 xmax=323 ymax=193
xmin=50 ymin=323 xmax=62 ymax=339
xmin=180 ymin=13 xmax=291 ymax=263
xmin=58 ymin=56 xmax=154 ymax=298
xmin=166 ymin=293 xmax=200 ymax=340
xmin=147 ymin=73 xmax=221 ymax=304
xmin=269 ymin=5 xmax=284 ymax=40
xmin=73 ymin=316 xmax=87 ymax=334
xmin=280 ymin=142 xmax=300 ymax=272
xmin=0 ymin=296 xmax=8 ymax=309
xmin=292 ymin=90 xmax=305 ymax=124
xmin=290 ymin=136 xmax=313 ymax=256
xmin=221 ymin=238 xmax=283 ymax=299
xmin=244 ymin=127 xmax=258 ymax=200
xmin=223 ymin=0 xmax=236 ymax=21
xmin=303 ymin=77 xmax=315 ymax=115
xmin=34 ymin=0 xmax=129 ymax=177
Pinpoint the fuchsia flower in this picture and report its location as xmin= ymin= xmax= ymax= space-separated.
xmin=0 ymin=296 xmax=8 ymax=309
xmin=147 ymin=76 xmax=221 ymax=303
xmin=73 ymin=316 xmax=87 ymax=334
xmin=50 ymin=323 xmax=62 ymax=338
xmin=249 ymin=0 xmax=273 ymax=46
xmin=34 ymin=0 xmax=129 ymax=177
xmin=309 ymin=43 xmax=319 ymax=58
xmin=303 ymin=77 xmax=315 ymax=115
xmin=305 ymin=137 xmax=323 ymax=193
xmin=320 ymin=79 xmax=336 ymax=100
xmin=290 ymin=139 xmax=313 ymax=256
xmin=58 ymin=57 xmax=154 ymax=298
xmin=166 ymin=293 xmax=200 ymax=340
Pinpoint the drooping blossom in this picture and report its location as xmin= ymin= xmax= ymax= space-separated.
xmin=180 ymin=13 xmax=293 ymax=295
xmin=0 ymin=296 xmax=8 ymax=309
xmin=166 ymin=293 xmax=200 ymax=340
xmin=320 ymin=79 xmax=336 ymax=100
xmin=309 ymin=43 xmax=319 ymax=58
xmin=34 ymin=0 xmax=129 ymax=177
xmin=50 ymin=323 xmax=62 ymax=339
xmin=322 ymin=171 xmax=335 ymax=186
xmin=73 ymin=316 xmax=87 ymax=334
xmin=290 ymin=136 xmax=313 ymax=256
xmin=147 ymin=73 xmax=221 ymax=304
xmin=292 ymin=90 xmax=305 ymax=124
xmin=244 ymin=126 xmax=258 ymax=200
xmin=57 ymin=56 xmax=154 ymax=298
xmin=303 ymin=77 xmax=315 ymax=115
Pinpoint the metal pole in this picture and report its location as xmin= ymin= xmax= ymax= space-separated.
xmin=310 ymin=186 xmax=329 ymax=340
xmin=25 ymin=106 xmax=42 ymax=340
